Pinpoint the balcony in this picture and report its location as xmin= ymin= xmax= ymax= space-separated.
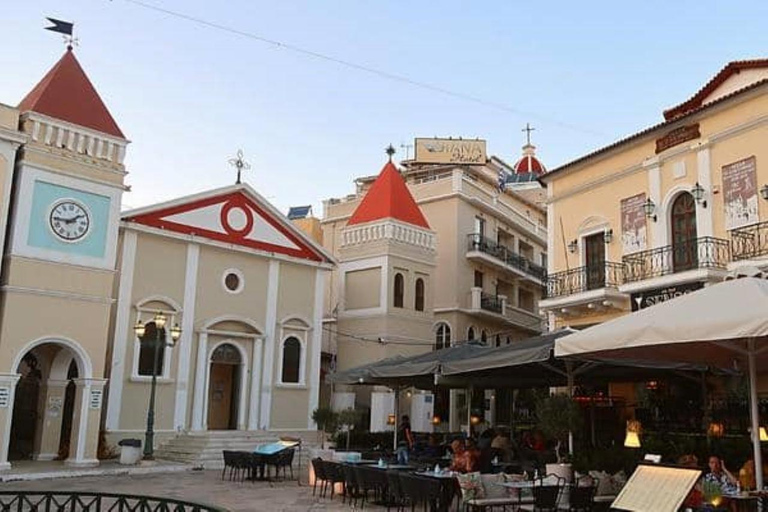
xmin=731 ymin=221 xmax=768 ymax=261
xmin=544 ymin=262 xmax=624 ymax=299
xmin=466 ymin=234 xmax=547 ymax=284
xmin=469 ymin=287 xmax=544 ymax=332
xmin=622 ymin=237 xmax=730 ymax=285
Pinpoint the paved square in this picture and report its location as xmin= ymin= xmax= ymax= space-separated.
xmin=2 ymin=470 xmax=386 ymax=512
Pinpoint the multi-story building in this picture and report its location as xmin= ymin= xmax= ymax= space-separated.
xmin=539 ymin=59 xmax=768 ymax=331
xmin=322 ymin=140 xmax=549 ymax=429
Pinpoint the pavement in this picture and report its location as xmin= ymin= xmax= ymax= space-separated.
xmin=1 ymin=468 xmax=385 ymax=511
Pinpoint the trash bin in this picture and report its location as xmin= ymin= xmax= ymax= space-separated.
xmin=118 ymin=439 xmax=142 ymax=465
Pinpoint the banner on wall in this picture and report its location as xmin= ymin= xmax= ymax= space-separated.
xmin=722 ymin=156 xmax=758 ymax=230
xmin=621 ymin=193 xmax=648 ymax=254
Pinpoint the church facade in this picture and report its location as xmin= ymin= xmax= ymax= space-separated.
xmin=0 ymin=48 xmax=333 ymax=471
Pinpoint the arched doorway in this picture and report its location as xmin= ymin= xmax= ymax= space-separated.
xmin=207 ymin=343 xmax=242 ymax=430
xmin=8 ymin=342 xmax=83 ymax=461
xmin=671 ymin=192 xmax=698 ymax=272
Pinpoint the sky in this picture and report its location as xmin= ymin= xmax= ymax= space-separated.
xmin=1 ymin=1 xmax=767 ymax=214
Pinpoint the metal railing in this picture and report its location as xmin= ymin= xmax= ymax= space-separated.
xmin=545 ymin=262 xmax=624 ymax=299
xmin=467 ymin=234 xmax=547 ymax=281
xmin=0 ymin=491 xmax=227 ymax=512
xmin=731 ymin=221 xmax=768 ymax=261
xmin=480 ymin=292 xmax=503 ymax=314
xmin=622 ymin=237 xmax=730 ymax=283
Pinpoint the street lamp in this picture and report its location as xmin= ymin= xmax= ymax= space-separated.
xmin=134 ymin=311 xmax=181 ymax=460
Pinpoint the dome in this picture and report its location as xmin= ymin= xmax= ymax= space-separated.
xmin=513 ymin=144 xmax=547 ymax=176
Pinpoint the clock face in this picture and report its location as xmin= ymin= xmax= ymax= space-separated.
xmin=49 ymin=200 xmax=91 ymax=242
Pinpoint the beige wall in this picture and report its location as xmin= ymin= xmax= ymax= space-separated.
xmin=345 ymin=268 xmax=381 ymax=309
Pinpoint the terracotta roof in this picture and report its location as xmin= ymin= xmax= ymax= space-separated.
xmin=542 ymin=77 xmax=768 ymax=182
xmin=513 ymin=154 xmax=546 ymax=175
xmin=347 ymin=161 xmax=430 ymax=229
xmin=18 ymin=48 xmax=124 ymax=138
xmin=664 ymin=59 xmax=768 ymax=120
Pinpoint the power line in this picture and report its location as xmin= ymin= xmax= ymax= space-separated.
xmin=117 ymin=0 xmax=604 ymax=137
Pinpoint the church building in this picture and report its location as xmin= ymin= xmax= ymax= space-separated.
xmin=0 ymin=47 xmax=333 ymax=471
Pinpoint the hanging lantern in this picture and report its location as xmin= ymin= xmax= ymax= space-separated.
xmin=624 ymin=420 xmax=641 ymax=448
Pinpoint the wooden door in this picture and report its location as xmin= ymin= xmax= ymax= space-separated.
xmin=585 ymin=232 xmax=606 ymax=290
xmin=671 ymin=193 xmax=698 ymax=272
xmin=207 ymin=364 xmax=234 ymax=430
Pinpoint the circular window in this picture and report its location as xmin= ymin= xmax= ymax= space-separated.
xmin=222 ymin=269 xmax=244 ymax=294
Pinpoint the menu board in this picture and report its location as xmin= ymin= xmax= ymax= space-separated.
xmin=611 ymin=464 xmax=701 ymax=512
xmin=621 ymin=193 xmax=648 ymax=254
xmin=723 ymin=156 xmax=758 ymax=230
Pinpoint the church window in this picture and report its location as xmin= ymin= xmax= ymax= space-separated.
xmin=223 ymin=269 xmax=244 ymax=294
xmin=481 ymin=330 xmax=488 ymax=343
xmin=467 ymin=326 xmax=476 ymax=341
xmin=435 ymin=323 xmax=451 ymax=351
xmin=137 ymin=321 xmax=165 ymax=376
xmin=281 ymin=337 xmax=302 ymax=384
xmin=415 ymin=278 xmax=425 ymax=311
xmin=394 ymin=273 xmax=404 ymax=308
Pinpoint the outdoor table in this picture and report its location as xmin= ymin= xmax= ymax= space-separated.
xmin=365 ymin=463 xmax=414 ymax=470
xmin=725 ymin=492 xmax=760 ymax=512
xmin=343 ymin=459 xmax=379 ymax=465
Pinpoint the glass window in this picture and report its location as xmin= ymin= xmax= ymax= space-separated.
xmin=281 ymin=337 xmax=301 ymax=383
xmin=474 ymin=217 xmax=485 ymax=237
xmin=474 ymin=271 xmax=484 ymax=289
xmin=138 ymin=322 xmax=165 ymax=376
xmin=435 ymin=323 xmax=451 ymax=351
xmin=467 ymin=327 xmax=475 ymax=341
xmin=415 ymin=278 xmax=425 ymax=311
xmin=394 ymin=273 xmax=405 ymax=308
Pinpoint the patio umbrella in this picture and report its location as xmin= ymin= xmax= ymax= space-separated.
xmin=555 ymin=277 xmax=768 ymax=489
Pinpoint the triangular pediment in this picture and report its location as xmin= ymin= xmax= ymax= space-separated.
xmin=124 ymin=185 xmax=330 ymax=263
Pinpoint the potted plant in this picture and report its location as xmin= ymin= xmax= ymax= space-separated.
xmin=311 ymin=407 xmax=338 ymax=450
xmin=536 ymin=393 xmax=581 ymax=481
xmin=337 ymin=408 xmax=362 ymax=451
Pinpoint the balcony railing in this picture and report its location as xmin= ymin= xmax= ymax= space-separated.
xmin=622 ymin=237 xmax=730 ymax=283
xmin=480 ymin=292 xmax=503 ymax=314
xmin=731 ymin=221 xmax=768 ymax=261
xmin=545 ymin=262 xmax=624 ymax=299
xmin=467 ymin=234 xmax=547 ymax=282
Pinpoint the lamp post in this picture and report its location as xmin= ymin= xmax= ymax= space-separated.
xmin=134 ymin=311 xmax=181 ymax=460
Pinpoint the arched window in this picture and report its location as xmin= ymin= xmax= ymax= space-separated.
xmin=481 ymin=330 xmax=488 ymax=343
xmin=671 ymin=192 xmax=698 ymax=272
xmin=467 ymin=327 xmax=476 ymax=341
xmin=415 ymin=278 xmax=425 ymax=311
xmin=435 ymin=323 xmax=451 ymax=351
xmin=138 ymin=322 xmax=165 ymax=376
xmin=394 ymin=273 xmax=404 ymax=308
xmin=506 ymin=336 xmax=512 ymax=345
xmin=281 ymin=337 xmax=302 ymax=384
xmin=495 ymin=335 xmax=501 ymax=347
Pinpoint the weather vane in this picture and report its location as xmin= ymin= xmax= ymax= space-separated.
xmin=522 ymin=123 xmax=535 ymax=145
xmin=385 ymin=144 xmax=396 ymax=161
xmin=228 ymin=149 xmax=251 ymax=184
xmin=45 ymin=17 xmax=78 ymax=50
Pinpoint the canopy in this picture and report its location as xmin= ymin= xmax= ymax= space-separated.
xmin=555 ymin=277 xmax=768 ymax=488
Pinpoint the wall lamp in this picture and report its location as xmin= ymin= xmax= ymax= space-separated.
xmin=568 ymin=239 xmax=578 ymax=253
xmin=643 ymin=198 xmax=657 ymax=222
xmin=760 ymin=184 xmax=768 ymax=201
xmin=691 ymin=182 xmax=707 ymax=208
xmin=604 ymin=229 xmax=614 ymax=244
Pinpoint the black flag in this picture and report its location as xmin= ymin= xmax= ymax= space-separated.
xmin=45 ymin=18 xmax=74 ymax=36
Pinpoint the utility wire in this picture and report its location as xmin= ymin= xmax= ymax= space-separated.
xmin=118 ymin=0 xmax=604 ymax=137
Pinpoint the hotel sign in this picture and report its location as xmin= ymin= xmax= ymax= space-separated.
xmin=631 ymin=282 xmax=703 ymax=311
xmin=414 ymin=138 xmax=487 ymax=165
xmin=655 ymin=124 xmax=700 ymax=154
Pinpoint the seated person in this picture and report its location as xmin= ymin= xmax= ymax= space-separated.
xmin=678 ymin=454 xmax=703 ymax=509
xmin=449 ymin=439 xmax=467 ymax=472
xmin=738 ymin=453 xmax=768 ymax=490
xmin=478 ymin=428 xmax=495 ymax=451
xmin=491 ymin=430 xmax=515 ymax=462
xmin=464 ymin=438 xmax=481 ymax=473
xmin=704 ymin=455 xmax=738 ymax=495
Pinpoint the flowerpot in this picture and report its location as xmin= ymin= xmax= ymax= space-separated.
xmin=545 ymin=463 xmax=573 ymax=483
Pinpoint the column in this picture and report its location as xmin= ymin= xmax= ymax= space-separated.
xmin=174 ymin=243 xmax=200 ymax=430
xmin=0 ymin=374 xmax=21 ymax=471
xmin=695 ymin=141 xmax=714 ymax=238
xmin=191 ymin=333 xmax=208 ymax=431
xmin=66 ymin=378 xmax=106 ymax=467
xmin=307 ymin=269 xmax=325 ymax=428
xmin=260 ymin=261 xmax=280 ymax=430
xmin=247 ymin=337 xmax=263 ymax=430
xmin=35 ymin=379 xmax=69 ymax=461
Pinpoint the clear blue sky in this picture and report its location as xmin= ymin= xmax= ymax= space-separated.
xmin=2 ymin=1 xmax=766 ymax=214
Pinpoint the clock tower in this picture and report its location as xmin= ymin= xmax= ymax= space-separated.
xmin=0 ymin=47 xmax=127 ymax=468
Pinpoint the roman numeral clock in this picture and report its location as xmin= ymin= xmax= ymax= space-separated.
xmin=49 ymin=200 xmax=91 ymax=241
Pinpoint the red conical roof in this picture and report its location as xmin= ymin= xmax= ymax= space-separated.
xmin=18 ymin=49 xmax=124 ymax=138
xmin=348 ymin=161 xmax=430 ymax=229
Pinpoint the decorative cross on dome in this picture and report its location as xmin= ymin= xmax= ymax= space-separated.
xmin=228 ymin=149 xmax=251 ymax=184
xmin=385 ymin=144 xmax=396 ymax=161
xmin=522 ymin=123 xmax=535 ymax=145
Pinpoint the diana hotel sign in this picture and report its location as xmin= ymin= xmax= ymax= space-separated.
xmin=414 ymin=138 xmax=487 ymax=165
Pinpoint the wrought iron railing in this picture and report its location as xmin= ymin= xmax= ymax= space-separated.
xmin=545 ymin=262 xmax=624 ymax=299
xmin=467 ymin=234 xmax=547 ymax=281
xmin=731 ymin=221 xmax=768 ymax=261
xmin=0 ymin=491 xmax=227 ymax=512
xmin=480 ymin=292 xmax=503 ymax=314
xmin=622 ymin=237 xmax=730 ymax=283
